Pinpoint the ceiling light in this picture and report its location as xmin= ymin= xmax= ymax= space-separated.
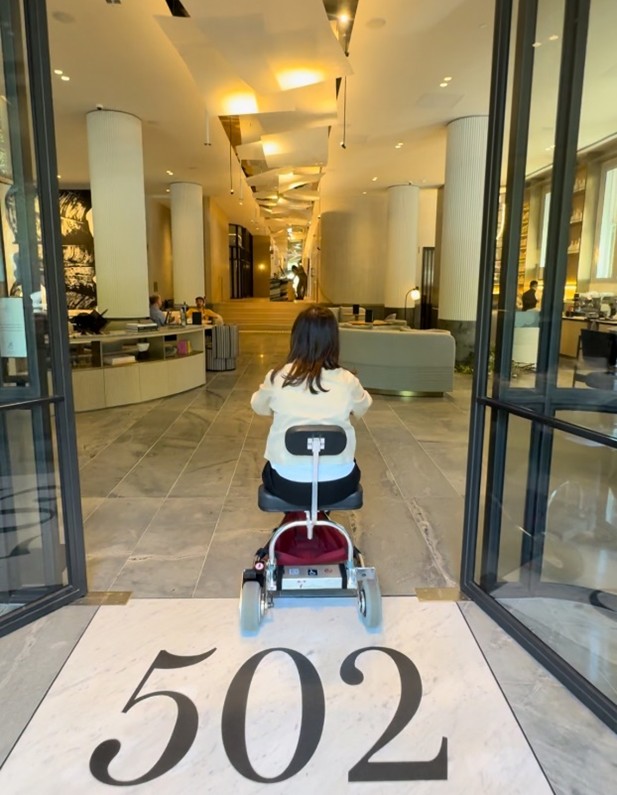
xmin=263 ymin=141 xmax=281 ymax=157
xmin=439 ymin=82 xmax=448 ymax=88
xmin=338 ymin=12 xmax=351 ymax=24
xmin=371 ymin=176 xmax=378 ymax=182
xmin=54 ymin=69 xmax=63 ymax=75
xmin=166 ymin=170 xmax=173 ymax=175
xmin=277 ymin=68 xmax=325 ymax=91
xmin=443 ymin=76 xmax=452 ymax=82
xmin=223 ymin=92 xmax=258 ymax=115
xmin=57 ymin=174 xmax=61 ymax=179
xmin=532 ymin=41 xmax=542 ymax=48
xmin=60 ymin=75 xmax=70 ymax=82
xmin=362 ymin=191 xmax=367 ymax=195
xmin=548 ymin=34 xmax=559 ymax=41
xmin=545 ymin=144 xmax=555 ymax=151
xmin=395 ymin=142 xmax=404 ymax=149
xmin=166 ymin=189 xmax=170 ymax=193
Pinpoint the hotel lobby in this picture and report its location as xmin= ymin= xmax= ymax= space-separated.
xmin=1 ymin=0 xmax=617 ymax=792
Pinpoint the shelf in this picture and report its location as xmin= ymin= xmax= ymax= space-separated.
xmin=70 ymin=325 xmax=207 ymax=411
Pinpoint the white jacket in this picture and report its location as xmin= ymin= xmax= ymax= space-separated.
xmin=251 ymin=366 xmax=372 ymax=481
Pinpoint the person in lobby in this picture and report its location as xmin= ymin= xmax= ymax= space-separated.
xmin=251 ymin=305 xmax=372 ymax=517
xmin=193 ymin=296 xmax=223 ymax=325
xmin=522 ymin=280 xmax=539 ymax=311
xmin=149 ymin=292 xmax=167 ymax=327
xmin=291 ymin=264 xmax=308 ymax=300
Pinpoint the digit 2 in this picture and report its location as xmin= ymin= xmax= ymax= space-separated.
xmin=340 ymin=646 xmax=448 ymax=781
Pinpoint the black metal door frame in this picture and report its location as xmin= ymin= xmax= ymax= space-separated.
xmin=461 ymin=0 xmax=616 ymax=732
xmin=0 ymin=0 xmax=87 ymax=638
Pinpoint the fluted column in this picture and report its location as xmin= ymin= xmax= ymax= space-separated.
xmin=438 ymin=116 xmax=488 ymax=360
xmin=384 ymin=184 xmax=420 ymax=317
xmin=170 ymin=182 xmax=204 ymax=304
xmin=86 ymin=110 xmax=149 ymax=317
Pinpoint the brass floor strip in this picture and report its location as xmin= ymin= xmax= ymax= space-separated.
xmin=415 ymin=587 xmax=467 ymax=602
xmin=76 ymin=591 xmax=132 ymax=606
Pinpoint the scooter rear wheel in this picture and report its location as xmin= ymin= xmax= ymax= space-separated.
xmin=358 ymin=578 xmax=382 ymax=629
xmin=240 ymin=580 xmax=263 ymax=633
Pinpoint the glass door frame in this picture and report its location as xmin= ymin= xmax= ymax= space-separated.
xmin=461 ymin=0 xmax=617 ymax=732
xmin=0 ymin=0 xmax=87 ymax=637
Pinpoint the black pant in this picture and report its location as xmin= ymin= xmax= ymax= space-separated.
xmin=262 ymin=461 xmax=361 ymax=507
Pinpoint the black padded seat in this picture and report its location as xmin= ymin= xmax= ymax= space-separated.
xmin=258 ymin=484 xmax=363 ymax=513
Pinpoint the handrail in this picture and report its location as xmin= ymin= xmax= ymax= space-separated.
xmin=0 ymin=394 xmax=63 ymax=412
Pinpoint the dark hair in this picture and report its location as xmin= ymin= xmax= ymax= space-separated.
xmin=149 ymin=292 xmax=160 ymax=306
xmin=271 ymin=305 xmax=340 ymax=394
xmin=530 ymin=280 xmax=538 ymax=288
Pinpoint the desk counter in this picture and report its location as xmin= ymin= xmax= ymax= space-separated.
xmin=69 ymin=326 xmax=206 ymax=411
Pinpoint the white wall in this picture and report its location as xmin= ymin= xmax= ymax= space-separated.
xmin=319 ymin=192 xmax=387 ymax=304
xmin=146 ymin=198 xmax=173 ymax=300
xmin=204 ymin=197 xmax=230 ymax=302
xmin=417 ymin=188 xmax=438 ymax=280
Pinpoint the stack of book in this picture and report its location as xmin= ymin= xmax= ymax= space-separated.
xmin=103 ymin=353 xmax=136 ymax=366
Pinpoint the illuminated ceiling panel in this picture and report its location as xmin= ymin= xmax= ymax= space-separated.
xmin=262 ymin=128 xmax=329 ymax=169
xmin=183 ymin=0 xmax=351 ymax=94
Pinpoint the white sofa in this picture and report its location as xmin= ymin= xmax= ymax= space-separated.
xmin=339 ymin=326 xmax=455 ymax=394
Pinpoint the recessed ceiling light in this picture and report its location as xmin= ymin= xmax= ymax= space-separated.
xmin=532 ymin=41 xmax=542 ymax=48
xmin=545 ymin=144 xmax=555 ymax=151
xmin=166 ymin=170 xmax=173 ymax=175
xmin=338 ymin=12 xmax=351 ymax=24
xmin=439 ymin=82 xmax=448 ymax=88
xmin=166 ymin=188 xmax=170 ymax=193
xmin=57 ymin=174 xmax=61 ymax=179
xmin=548 ymin=34 xmax=559 ymax=41
xmin=395 ymin=142 xmax=404 ymax=149
xmin=60 ymin=75 xmax=70 ymax=82
xmin=371 ymin=176 xmax=378 ymax=182
xmin=443 ymin=76 xmax=452 ymax=82
xmin=53 ymin=69 xmax=63 ymax=75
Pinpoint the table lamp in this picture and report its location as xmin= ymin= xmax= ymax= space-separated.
xmin=404 ymin=287 xmax=421 ymax=327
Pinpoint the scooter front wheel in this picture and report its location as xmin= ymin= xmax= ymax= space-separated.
xmin=240 ymin=580 xmax=263 ymax=633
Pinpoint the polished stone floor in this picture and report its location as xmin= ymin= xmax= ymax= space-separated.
xmin=76 ymin=332 xmax=469 ymax=598
xmin=1 ymin=332 xmax=616 ymax=793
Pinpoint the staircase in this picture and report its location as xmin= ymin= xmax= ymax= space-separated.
xmin=211 ymin=298 xmax=311 ymax=331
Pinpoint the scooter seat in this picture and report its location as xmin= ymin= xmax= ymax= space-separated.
xmin=257 ymin=484 xmax=363 ymax=513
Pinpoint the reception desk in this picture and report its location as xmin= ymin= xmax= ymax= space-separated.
xmin=69 ymin=326 xmax=206 ymax=412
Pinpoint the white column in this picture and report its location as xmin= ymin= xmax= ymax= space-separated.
xmin=384 ymin=184 xmax=420 ymax=309
xmin=170 ymin=182 xmax=205 ymax=304
xmin=86 ymin=110 xmax=149 ymax=317
xmin=439 ymin=116 xmax=488 ymax=322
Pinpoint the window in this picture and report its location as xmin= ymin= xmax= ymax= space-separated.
xmin=539 ymin=190 xmax=551 ymax=269
xmin=595 ymin=162 xmax=617 ymax=279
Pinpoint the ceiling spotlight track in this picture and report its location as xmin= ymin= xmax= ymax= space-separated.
xmin=340 ymin=75 xmax=347 ymax=149
xmin=228 ymin=116 xmax=234 ymax=195
xmin=204 ymin=111 xmax=211 ymax=147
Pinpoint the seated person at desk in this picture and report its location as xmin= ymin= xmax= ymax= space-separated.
xmin=522 ymin=280 xmax=538 ymax=311
xmin=149 ymin=293 xmax=167 ymax=327
xmin=192 ymin=296 xmax=223 ymax=325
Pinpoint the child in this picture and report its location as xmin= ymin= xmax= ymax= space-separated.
xmin=251 ymin=305 xmax=372 ymax=509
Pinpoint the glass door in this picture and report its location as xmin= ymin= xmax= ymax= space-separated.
xmin=0 ymin=0 xmax=86 ymax=633
xmin=462 ymin=0 xmax=617 ymax=732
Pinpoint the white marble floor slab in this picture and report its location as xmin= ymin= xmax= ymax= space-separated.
xmin=0 ymin=598 xmax=552 ymax=795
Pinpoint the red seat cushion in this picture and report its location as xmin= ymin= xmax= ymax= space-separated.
xmin=274 ymin=524 xmax=348 ymax=565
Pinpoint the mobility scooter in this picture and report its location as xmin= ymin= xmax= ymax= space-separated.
xmin=239 ymin=425 xmax=382 ymax=633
